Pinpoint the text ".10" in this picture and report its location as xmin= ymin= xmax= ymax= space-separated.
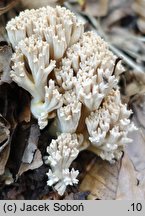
xmin=131 ymin=203 xmax=142 ymax=212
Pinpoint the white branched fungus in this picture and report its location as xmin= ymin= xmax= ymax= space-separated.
xmin=10 ymin=35 xmax=63 ymax=129
xmin=55 ymin=32 xmax=123 ymax=111
xmin=6 ymin=6 xmax=84 ymax=54
xmin=45 ymin=133 xmax=80 ymax=196
xmin=57 ymin=90 xmax=82 ymax=133
xmin=6 ymin=5 xmax=136 ymax=195
xmin=86 ymin=90 xmax=137 ymax=162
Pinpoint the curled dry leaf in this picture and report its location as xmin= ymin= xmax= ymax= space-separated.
xmin=0 ymin=43 xmax=12 ymax=85
xmin=79 ymin=157 xmax=120 ymax=200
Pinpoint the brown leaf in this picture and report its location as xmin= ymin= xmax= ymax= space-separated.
xmin=136 ymin=170 xmax=145 ymax=199
xmin=79 ymin=157 xmax=120 ymax=200
xmin=11 ymin=124 xmax=43 ymax=177
xmin=123 ymin=93 xmax=145 ymax=200
xmin=22 ymin=124 xmax=40 ymax=163
xmin=8 ymin=122 xmax=31 ymax=175
xmin=116 ymin=153 xmax=144 ymax=200
xmin=127 ymin=119 xmax=145 ymax=171
xmin=17 ymin=149 xmax=43 ymax=177
xmin=127 ymin=94 xmax=145 ymax=171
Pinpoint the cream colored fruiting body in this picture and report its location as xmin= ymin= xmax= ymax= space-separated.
xmin=45 ymin=133 xmax=81 ymax=196
xmin=55 ymin=32 xmax=123 ymax=111
xmin=57 ymin=90 xmax=82 ymax=133
xmin=8 ymin=6 xmax=84 ymax=129
xmin=10 ymin=35 xmax=63 ymax=129
xmin=6 ymin=5 xmax=84 ymax=54
xmin=6 ymin=5 xmax=136 ymax=195
xmin=86 ymin=89 xmax=137 ymax=162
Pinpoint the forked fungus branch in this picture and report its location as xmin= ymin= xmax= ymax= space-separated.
xmin=6 ymin=5 xmax=136 ymax=196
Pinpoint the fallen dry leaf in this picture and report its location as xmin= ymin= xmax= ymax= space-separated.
xmin=22 ymin=124 xmax=40 ymax=163
xmin=15 ymin=124 xmax=42 ymax=177
xmin=127 ymin=94 xmax=145 ymax=171
xmin=17 ymin=149 xmax=43 ymax=177
xmin=127 ymin=119 xmax=145 ymax=171
xmin=8 ymin=122 xmax=32 ymax=175
xmin=116 ymin=153 xmax=144 ymax=200
xmin=136 ymin=170 xmax=145 ymax=199
xmin=125 ymin=93 xmax=145 ymax=200
xmin=79 ymin=157 xmax=120 ymax=200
